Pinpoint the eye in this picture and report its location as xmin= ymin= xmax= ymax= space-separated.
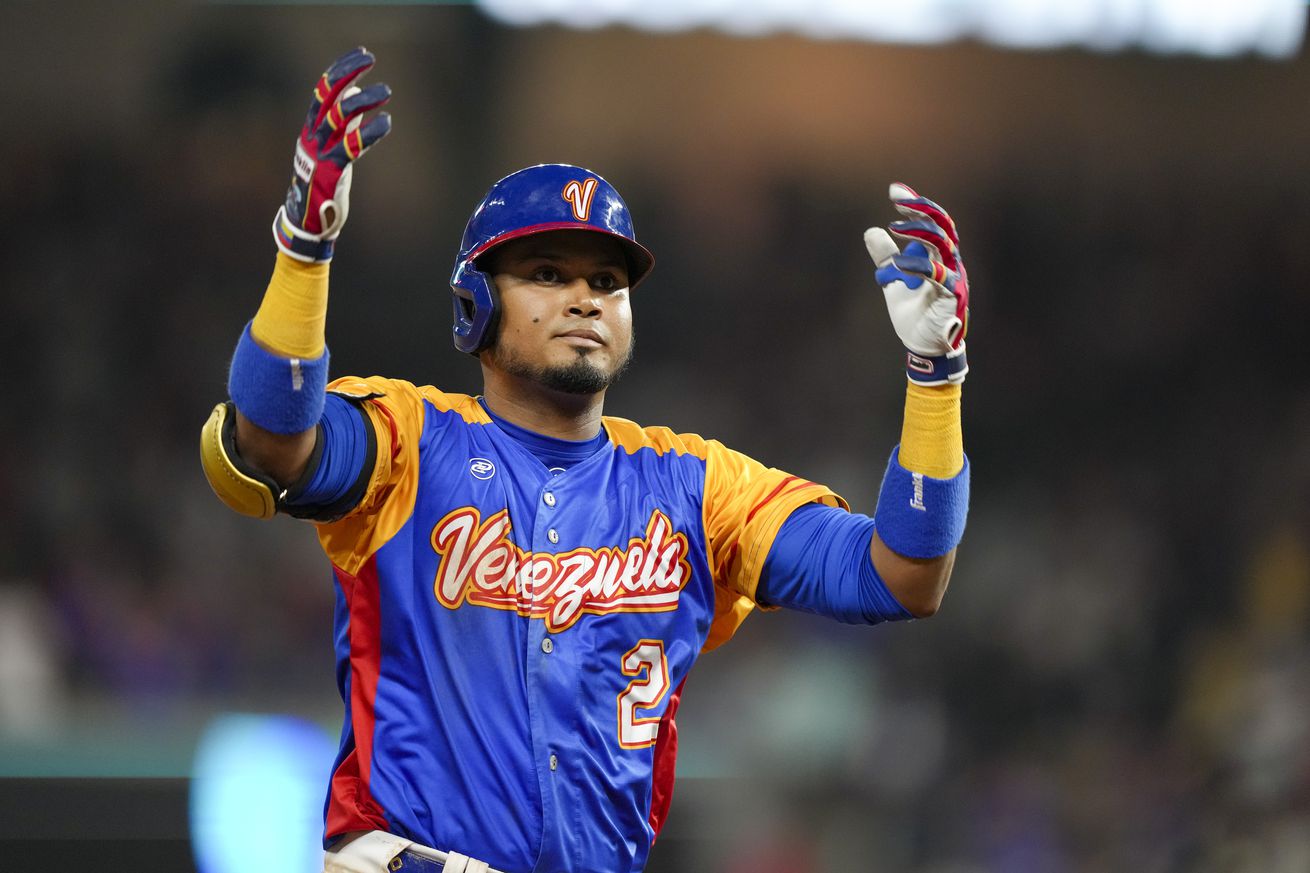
xmin=531 ymin=266 xmax=562 ymax=284
xmin=591 ymin=272 xmax=623 ymax=292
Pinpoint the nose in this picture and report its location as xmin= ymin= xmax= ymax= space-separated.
xmin=564 ymin=278 xmax=601 ymax=318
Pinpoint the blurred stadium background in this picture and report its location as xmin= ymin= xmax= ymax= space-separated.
xmin=3 ymin=1 xmax=1310 ymax=870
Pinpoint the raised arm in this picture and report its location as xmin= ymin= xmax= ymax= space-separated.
xmin=864 ymin=183 xmax=970 ymax=614
xmin=757 ymin=183 xmax=970 ymax=621
xmin=200 ymin=48 xmax=391 ymax=517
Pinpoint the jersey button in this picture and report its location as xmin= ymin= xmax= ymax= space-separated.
xmin=549 ymin=754 xmax=558 ymax=771
xmin=541 ymin=637 xmax=554 ymax=654
xmin=547 ymin=528 xmax=559 ymax=544
xmin=543 ymin=492 xmax=556 ymax=507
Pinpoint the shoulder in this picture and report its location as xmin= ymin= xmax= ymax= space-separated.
xmin=328 ymin=376 xmax=488 ymax=424
xmin=601 ymin=416 xmax=768 ymax=470
xmin=602 ymin=415 xmax=713 ymax=459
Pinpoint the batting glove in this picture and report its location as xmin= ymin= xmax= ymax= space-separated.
xmin=273 ymin=47 xmax=392 ymax=263
xmin=864 ymin=183 xmax=970 ymax=385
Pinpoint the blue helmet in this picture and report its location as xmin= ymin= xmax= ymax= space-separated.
xmin=449 ymin=163 xmax=655 ymax=354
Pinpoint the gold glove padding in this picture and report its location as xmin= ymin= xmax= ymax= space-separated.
xmin=200 ymin=401 xmax=281 ymax=519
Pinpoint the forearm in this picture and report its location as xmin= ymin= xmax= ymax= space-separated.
xmin=251 ymin=253 xmax=330 ymax=361
xmin=872 ymin=381 xmax=965 ymax=614
xmin=200 ymin=253 xmax=331 ymax=517
xmin=228 ymin=252 xmax=332 ymax=486
xmin=898 ymin=382 xmax=962 ymax=478
xmin=233 ymin=410 xmax=317 ymax=488
xmin=870 ymin=530 xmax=955 ymax=618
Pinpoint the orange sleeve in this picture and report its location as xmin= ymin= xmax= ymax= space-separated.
xmin=314 ymin=376 xmax=428 ymax=576
xmin=701 ymin=441 xmax=847 ymax=649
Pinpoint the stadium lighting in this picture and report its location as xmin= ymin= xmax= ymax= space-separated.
xmin=475 ymin=0 xmax=1305 ymax=58
xmin=190 ymin=714 xmax=336 ymax=873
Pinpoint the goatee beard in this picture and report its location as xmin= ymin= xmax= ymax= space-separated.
xmin=492 ymin=338 xmax=634 ymax=396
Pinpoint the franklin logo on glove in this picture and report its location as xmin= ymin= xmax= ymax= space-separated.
xmin=293 ymin=142 xmax=315 ymax=184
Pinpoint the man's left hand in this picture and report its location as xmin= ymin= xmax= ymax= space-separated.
xmin=864 ymin=183 xmax=970 ymax=385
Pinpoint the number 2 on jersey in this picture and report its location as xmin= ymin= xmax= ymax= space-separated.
xmin=617 ymin=640 xmax=668 ymax=749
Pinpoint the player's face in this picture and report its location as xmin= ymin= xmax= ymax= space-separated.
xmin=483 ymin=230 xmax=634 ymax=396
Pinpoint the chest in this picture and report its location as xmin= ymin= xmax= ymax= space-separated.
xmin=402 ymin=420 xmax=714 ymax=642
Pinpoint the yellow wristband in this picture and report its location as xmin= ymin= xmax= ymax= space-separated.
xmin=898 ymin=381 xmax=963 ymax=478
xmin=250 ymin=252 xmax=331 ymax=358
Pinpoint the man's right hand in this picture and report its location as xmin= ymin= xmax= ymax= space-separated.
xmin=274 ymin=47 xmax=392 ymax=263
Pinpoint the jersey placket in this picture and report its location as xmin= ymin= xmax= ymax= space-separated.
xmin=522 ymin=470 xmax=573 ymax=872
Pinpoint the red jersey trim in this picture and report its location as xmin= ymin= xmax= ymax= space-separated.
xmin=647 ymin=675 xmax=688 ymax=842
xmin=325 ymin=557 xmax=391 ymax=839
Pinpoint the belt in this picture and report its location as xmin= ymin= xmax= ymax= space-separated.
xmin=394 ymin=841 xmax=502 ymax=873
xmin=324 ymin=830 xmax=508 ymax=873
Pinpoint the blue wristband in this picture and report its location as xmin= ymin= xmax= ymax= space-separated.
xmin=873 ymin=446 xmax=970 ymax=559
xmin=227 ymin=322 xmax=329 ymax=434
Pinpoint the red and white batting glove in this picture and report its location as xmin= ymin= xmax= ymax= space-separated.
xmin=273 ymin=47 xmax=392 ymax=263
xmin=864 ymin=183 xmax=970 ymax=385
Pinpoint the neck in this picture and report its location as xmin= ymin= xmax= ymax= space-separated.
xmin=480 ymin=367 xmax=606 ymax=440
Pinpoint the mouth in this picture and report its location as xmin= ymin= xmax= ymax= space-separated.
xmin=556 ymin=329 xmax=605 ymax=348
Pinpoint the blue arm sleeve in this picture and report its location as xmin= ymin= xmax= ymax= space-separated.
xmin=280 ymin=392 xmax=373 ymax=521
xmin=757 ymin=503 xmax=914 ymax=624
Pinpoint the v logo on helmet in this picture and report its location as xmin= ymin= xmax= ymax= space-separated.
xmin=562 ymin=178 xmax=599 ymax=221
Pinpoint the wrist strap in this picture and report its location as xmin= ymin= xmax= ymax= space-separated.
xmin=906 ymin=343 xmax=967 ymax=386
xmin=874 ymin=446 xmax=970 ymax=559
xmin=272 ymin=205 xmax=336 ymax=263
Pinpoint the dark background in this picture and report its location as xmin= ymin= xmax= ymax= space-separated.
xmin=2 ymin=3 xmax=1309 ymax=870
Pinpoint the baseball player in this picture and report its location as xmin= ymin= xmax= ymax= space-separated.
xmin=200 ymin=48 xmax=971 ymax=873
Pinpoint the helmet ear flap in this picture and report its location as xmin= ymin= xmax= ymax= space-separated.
xmin=450 ymin=265 xmax=501 ymax=355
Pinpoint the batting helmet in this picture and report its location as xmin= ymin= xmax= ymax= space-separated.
xmin=449 ymin=163 xmax=655 ymax=354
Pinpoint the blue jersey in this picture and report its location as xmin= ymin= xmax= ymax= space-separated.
xmin=315 ymin=376 xmax=846 ymax=873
